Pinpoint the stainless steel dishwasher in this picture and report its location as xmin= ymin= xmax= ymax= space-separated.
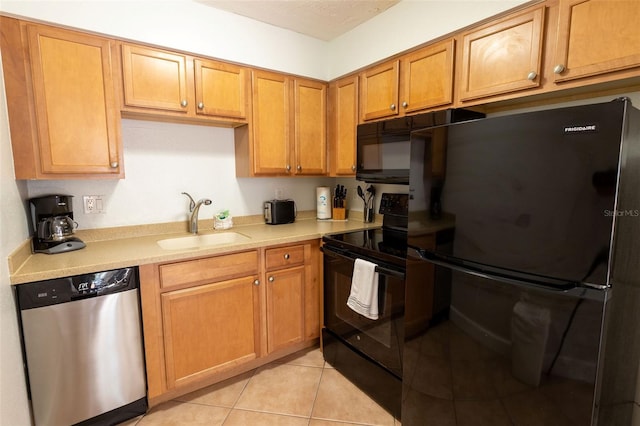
xmin=15 ymin=267 xmax=147 ymax=426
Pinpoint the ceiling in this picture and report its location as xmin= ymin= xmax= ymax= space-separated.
xmin=195 ymin=0 xmax=401 ymax=41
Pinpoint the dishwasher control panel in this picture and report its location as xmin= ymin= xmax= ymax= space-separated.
xmin=16 ymin=267 xmax=138 ymax=309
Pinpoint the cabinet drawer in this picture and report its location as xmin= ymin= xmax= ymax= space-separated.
xmin=159 ymin=250 xmax=258 ymax=290
xmin=265 ymin=245 xmax=305 ymax=270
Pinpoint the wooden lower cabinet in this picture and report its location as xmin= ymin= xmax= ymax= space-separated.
xmin=140 ymin=240 xmax=321 ymax=405
xmin=161 ymin=276 xmax=261 ymax=389
xmin=266 ymin=266 xmax=305 ymax=353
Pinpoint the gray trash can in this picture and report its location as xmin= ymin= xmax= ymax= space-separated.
xmin=511 ymin=299 xmax=551 ymax=387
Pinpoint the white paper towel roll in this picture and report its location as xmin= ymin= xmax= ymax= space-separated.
xmin=317 ymin=187 xmax=331 ymax=219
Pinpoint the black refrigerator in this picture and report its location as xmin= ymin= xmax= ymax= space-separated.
xmin=403 ymin=98 xmax=640 ymax=426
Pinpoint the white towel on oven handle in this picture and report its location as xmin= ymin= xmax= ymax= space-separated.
xmin=347 ymin=258 xmax=379 ymax=320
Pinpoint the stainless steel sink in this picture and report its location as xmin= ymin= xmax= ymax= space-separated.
xmin=157 ymin=232 xmax=251 ymax=250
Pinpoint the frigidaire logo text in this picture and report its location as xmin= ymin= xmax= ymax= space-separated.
xmin=564 ymin=124 xmax=597 ymax=133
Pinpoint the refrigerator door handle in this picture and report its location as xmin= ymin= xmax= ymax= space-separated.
xmin=409 ymin=247 xmax=606 ymax=301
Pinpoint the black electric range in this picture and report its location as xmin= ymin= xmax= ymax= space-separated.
xmin=322 ymin=193 xmax=409 ymax=268
xmin=321 ymin=193 xmax=408 ymax=420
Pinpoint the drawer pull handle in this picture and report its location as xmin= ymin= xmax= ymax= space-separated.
xmin=268 ymin=276 xmax=275 ymax=283
xmin=284 ymin=253 xmax=290 ymax=260
xmin=253 ymin=279 xmax=260 ymax=286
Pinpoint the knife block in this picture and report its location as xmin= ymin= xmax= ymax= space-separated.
xmin=332 ymin=205 xmax=346 ymax=220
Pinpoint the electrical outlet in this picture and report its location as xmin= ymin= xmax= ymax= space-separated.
xmin=83 ymin=195 xmax=104 ymax=214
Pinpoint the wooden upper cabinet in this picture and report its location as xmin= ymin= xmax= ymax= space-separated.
xmin=293 ymin=78 xmax=327 ymax=175
xmin=0 ymin=18 xmax=123 ymax=178
xmin=360 ymin=60 xmax=399 ymax=121
xmin=194 ymin=59 xmax=248 ymax=119
xmin=121 ymin=44 xmax=191 ymax=112
xmin=552 ymin=0 xmax=640 ymax=83
xmin=359 ymin=40 xmax=455 ymax=122
xmin=458 ymin=6 xmax=545 ymax=102
xmin=120 ymin=44 xmax=249 ymax=123
xmin=329 ymin=75 xmax=358 ymax=176
xmin=238 ymin=71 xmax=326 ymax=176
xmin=251 ymin=70 xmax=291 ymax=175
xmin=400 ymin=39 xmax=455 ymax=114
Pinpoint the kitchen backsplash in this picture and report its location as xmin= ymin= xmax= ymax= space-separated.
xmin=25 ymin=119 xmax=335 ymax=230
xmin=24 ymin=119 xmax=407 ymax=230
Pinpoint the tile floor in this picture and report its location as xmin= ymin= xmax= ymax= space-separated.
xmin=121 ymin=347 xmax=400 ymax=426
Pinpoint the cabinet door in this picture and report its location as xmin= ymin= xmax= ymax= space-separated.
xmin=266 ymin=266 xmax=304 ymax=353
xmin=329 ymin=76 xmax=358 ymax=176
xmin=252 ymin=70 xmax=291 ymax=174
xmin=161 ymin=276 xmax=260 ymax=389
xmin=400 ymin=39 xmax=455 ymax=113
xmin=553 ymin=0 xmax=640 ymax=83
xmin=121 ymin=44 xmax=190 ymax=112
xmin=360 ymin=60 xmax=399 ymax=121
xmin=194 ymin=59 xmax=249 ymax=119
xmin=458 ymin=7 xmax=545 ymax=101
xmin=26 ymin=25 xmax=121 ymax=175
xmin=293 ymin=79 xmax=327 ymax=175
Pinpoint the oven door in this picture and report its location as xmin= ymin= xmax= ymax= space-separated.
xmin=322 ymin=245 xmax=405 ymax=377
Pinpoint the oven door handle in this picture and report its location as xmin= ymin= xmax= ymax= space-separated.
xmin=321 ymin=246 xmax=405 ymax=279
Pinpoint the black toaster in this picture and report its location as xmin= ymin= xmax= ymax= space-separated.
xmin=264 ymin=199 xmax=296 ymax=225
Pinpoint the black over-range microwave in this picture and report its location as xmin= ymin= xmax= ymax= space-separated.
xmin=356 ymin=109 xmax=485 ymax=184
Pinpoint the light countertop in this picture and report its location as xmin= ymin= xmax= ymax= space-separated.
xmin=9 ymin=213 xmax=380 ymax=285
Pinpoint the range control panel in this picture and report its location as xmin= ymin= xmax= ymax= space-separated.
xmin=379 ymin=193 xmax=409 ymax=217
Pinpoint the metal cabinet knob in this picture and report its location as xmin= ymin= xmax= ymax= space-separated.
xmin=553 ymin=64 xmax=565 ymax=74
xmin=402 ymin=101 xmax=408 ymax=108
xmin=253 ymin=279 xmax=260 ymax=286
xmin=110 ymin=161 xmax=119 ymax=168
xmin=268 ymin=276 xmax=275 ymax=283
xmin=197 ymin=102 xmax=204 ymax=110
xmin=286 ymin=164 xmax=291 ymax=172
xmin=296 ymin=165 xmax=302 ymax=171
xmin=284 ymin=253 xmax=290 ymax=260
xmin=390 ymin=104 xmax=396 ymax=111
xmin=351 ymin=165 xmax=356 ymax=172
xmin=527 ymin=71 xmax=537 ymax=81
xmin=180 ymin=100 xmax=188 ymax=107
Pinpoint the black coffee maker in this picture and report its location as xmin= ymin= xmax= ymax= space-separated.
xmin=29 ymin=195 xmax=86 ymax=254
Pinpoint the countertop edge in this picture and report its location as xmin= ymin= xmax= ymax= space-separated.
xmin=9 ymin=216 xmax=380 ymax=285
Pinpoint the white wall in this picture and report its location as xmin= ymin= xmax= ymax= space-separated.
xmin=0 ymin=0 xmax=329 ymax=80
xmin=0 ymin=0 xmax=528 ymax=81
xmin=328 ymin=0 xmax=527 ymax=79
xmin=27 ymin=120 xmax=334 ymax=229
xmin=0 ymin=56 xmax=32 ymax=426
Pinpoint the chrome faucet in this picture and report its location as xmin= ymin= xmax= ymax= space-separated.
xmin=182 ymin=192 xmax=212 ymax=234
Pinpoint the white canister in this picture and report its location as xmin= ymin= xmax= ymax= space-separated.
xmin=316 ymin=186 xmax=331 ymax=219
